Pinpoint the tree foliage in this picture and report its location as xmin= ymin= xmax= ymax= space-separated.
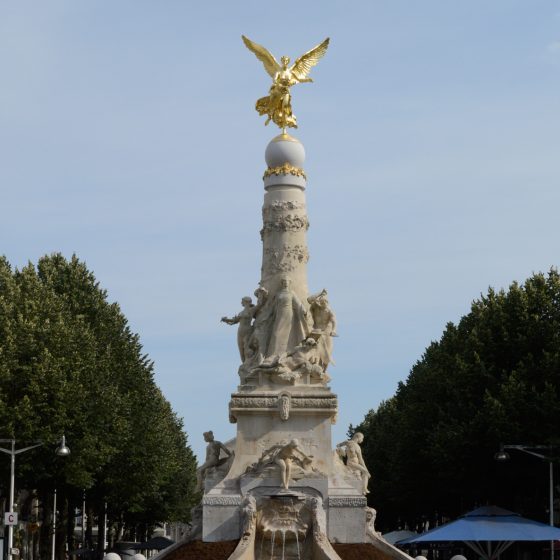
xmin=356 ymin=270 xmax=560 ymax=531
xmin=0 ymin=254 xmax=197 ymax=556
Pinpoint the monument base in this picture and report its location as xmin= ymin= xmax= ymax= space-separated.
xmin=157 ymin=540 xmax=410 ymax=560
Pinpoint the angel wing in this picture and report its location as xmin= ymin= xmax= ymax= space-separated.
xmin=242 ymin=35 xmax=281 ymax=78
xmin=290 ymin=37 xmax=330 ymax=81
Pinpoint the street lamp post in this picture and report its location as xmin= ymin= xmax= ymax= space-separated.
xmin=0 ymin=439 xmax=42 ymax=560
xmin=0 ymin=436 xmax=70 ymax=560
xmin=81 ymin=489 xmax=86 ymax=549
xmin=51 ymin=435 xmax=71 ymax=560
xmin=495 ymin=444 xmax=556 ymax=560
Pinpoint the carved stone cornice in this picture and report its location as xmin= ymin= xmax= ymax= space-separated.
xmin=328 ymin=497 xmax=367 ymax=508
xmin=202 ymin=495 xmax=243 ymax=507
xmin=229 ymin=393 xmax=338 ymax=422
xmin=291 ymin=397 xmax=338 ymax=409
xmin=230 ymin=396 xmax=277 ymax=409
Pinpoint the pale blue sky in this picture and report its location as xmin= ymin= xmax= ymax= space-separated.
xmin=1 ymin=1 xmax=559 ymax=460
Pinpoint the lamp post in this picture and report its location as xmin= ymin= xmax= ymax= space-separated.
xmin=0 ymin=439 xmax=43 ymax=559
xmin=495 ymin=444 xmax=556 ymax=560
xmin=51 ymin=435 xmax=71 ymax=560
xmin=81 ymin=489 xmax=86 ymax=549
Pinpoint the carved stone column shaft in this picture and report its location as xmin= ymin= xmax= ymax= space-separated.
xmin=260 ymin=133 xmax=309 ymax=302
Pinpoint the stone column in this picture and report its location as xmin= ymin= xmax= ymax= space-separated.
xmin=260 ymin=133 xmax=309 ymax=302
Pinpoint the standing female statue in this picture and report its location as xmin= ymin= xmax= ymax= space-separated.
xmin=249 ymin=286 xmax=270 ymax=364
xmin=266 ymin=277 xmax=309 ymax=359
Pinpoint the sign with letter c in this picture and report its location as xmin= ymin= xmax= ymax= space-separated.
xmin=4 ymin=512 xmax=17 ymax=526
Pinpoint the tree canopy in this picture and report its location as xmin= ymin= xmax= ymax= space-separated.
xmin=356 ymin=270 xmax=560 ymax=532
xmin=0 ymin=254 xmax=197 ymax=556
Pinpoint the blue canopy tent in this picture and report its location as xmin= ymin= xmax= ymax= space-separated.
xmin=383 ymin=530 xmax=419 ymax=545
xmin=397 ymin=506 xmax=560 ymax=560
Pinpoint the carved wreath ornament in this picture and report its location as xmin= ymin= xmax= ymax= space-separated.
xmin=263 ymin=244 xmax=309 ymax=275
xmin=263 ymin=163 xmax=307 ymax=180
xmin=261 ymin=214 xmax=310 ymax=235
xmin=269 ymin=200 xmax=305 ymax=211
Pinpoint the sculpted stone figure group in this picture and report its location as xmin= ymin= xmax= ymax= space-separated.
xmin=197 ymin=429 xmax=372 ymax=495
xmin=221 ymin=279 xmax=337 ymax=384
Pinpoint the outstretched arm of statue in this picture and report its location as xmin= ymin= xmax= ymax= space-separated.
xmin=221 ymin=314 xmax=240 ymax=325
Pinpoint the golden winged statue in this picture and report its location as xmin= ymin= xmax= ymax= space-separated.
xmin=242 ymin=35 xmax=330 ymax=132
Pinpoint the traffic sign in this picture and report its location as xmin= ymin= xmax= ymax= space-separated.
xmin=4 ymin=512 xmax=17 ymax=526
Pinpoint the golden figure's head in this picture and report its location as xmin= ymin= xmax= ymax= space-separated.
xmin=281 ymin=56 xmax=290 ymax=68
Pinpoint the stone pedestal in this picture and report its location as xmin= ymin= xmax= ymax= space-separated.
xmin=228 ymin=388 xmax=337 ymax=477
xmin=327 ymin=497 xmax=368 ymax=543
xmin=202 ymin=495 xmax=242 ymax=541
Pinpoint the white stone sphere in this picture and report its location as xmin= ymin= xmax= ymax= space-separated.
xmin=132 ymin=555 xmax=146 ymax=560
xmin=415 ymin=556 xmax=428 ymax=560
xmin=450 ymin=556 xmax=467 ymax=560
xmin=265 ymin=134 xmax=305 ymax=169
xmin=103 ymin=554 xmax=121 ymax=560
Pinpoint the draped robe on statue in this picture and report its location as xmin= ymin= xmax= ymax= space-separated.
xmin=266 ymin=287 xmax=309 ymax=358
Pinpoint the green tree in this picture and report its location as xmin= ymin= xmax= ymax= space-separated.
xmin=356 ymin=270 xmax=560 ymax=531
xmin=0 ymin=254 xmax=198 ymax=558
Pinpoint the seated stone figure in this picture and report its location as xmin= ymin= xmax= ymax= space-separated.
xmin=336 ymin=432 xmax=371 ymax=495
xmin=196 ymin=430 xmax=233 ymax=491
